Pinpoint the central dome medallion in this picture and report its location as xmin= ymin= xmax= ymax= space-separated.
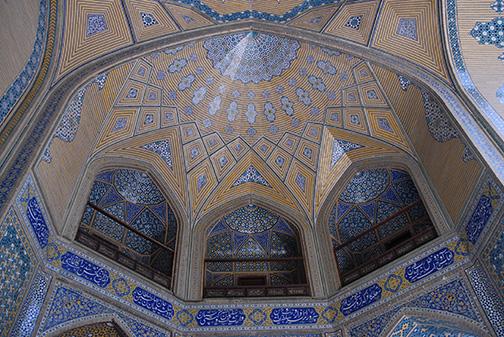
xmin=204 ymin=31 xmax=300 ymax=84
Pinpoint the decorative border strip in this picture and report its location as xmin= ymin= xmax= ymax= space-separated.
xmin=0 ymin=0 xmax=48 ymax=126
xmin=12 ymin=173 xmax=473 ymax=333
xmin=467 ymin=264 xmax=504 ymax=336
xmin=162 ymin=0 xmax=342 ymax=23
xmin=445 ymin=0 xmax=504 ymax=136
xmin=10 ymin=269 xmax=51 ymax=337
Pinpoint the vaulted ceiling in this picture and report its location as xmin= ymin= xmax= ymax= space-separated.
xmin=0 ymin=0 xmax=501 ymax=231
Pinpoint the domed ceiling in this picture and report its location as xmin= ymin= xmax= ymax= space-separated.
xmin=28 ymin=0 xmax=486 ymax=232
xmin=39 ymin=30 xmax=419 ymax=225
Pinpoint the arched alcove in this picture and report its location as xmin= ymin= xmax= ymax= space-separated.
xmin=188 ymin=195 xmax=325 ymax=301
xmin=55 ymin=321 xmax=128 ymax=337
xmin=204 ymin=204 xmax=309 ymax=298
xmin=75 ymin=167 xmax=178 ymax=289
xmin=328 ymin=167 xmax=437 ymax=285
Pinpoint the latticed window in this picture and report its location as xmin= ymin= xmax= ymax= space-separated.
xmin=76 ymin=168 xmax=177 ymax=288
xmin=204 ymin=205 xmax=308 ymax=298
xmin=329 ymin=168 xmax=437 ymax=285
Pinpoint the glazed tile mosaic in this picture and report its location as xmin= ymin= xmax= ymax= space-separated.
xmin=7 ymin=173 xmax=477 ymax=334
xmin=1 ymin=1 xmax=504 ymax=335
xmin=0 ymin=208 xmax=36 ymax=337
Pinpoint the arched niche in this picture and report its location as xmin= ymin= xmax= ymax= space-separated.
xmin=44 ymin=314 xmax=135 ymax=337
xmin=188 ymin=195 xmax=325 ymax=301
xmin=204 ymin=204 xmax=309 ymax=298
xmin=315 ymin=154 xmax=451 ymax=294
xmin=379 ymin=308 xmax=490 ymax=337
xmin=62 ymin=155 xmax=189 ymax=297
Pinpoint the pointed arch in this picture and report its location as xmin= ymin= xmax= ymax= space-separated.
xmin=315 ymin=153 xmax=450 ymax=293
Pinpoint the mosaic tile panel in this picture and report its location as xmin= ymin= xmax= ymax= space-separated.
xmin=195 ymin=309 xmax=245 ymax=327
xmin=165 ymin=0 xmax=343 ymax=23
xmin=388 ymin=317 xmax=478 ymax=337
xmin=464 ymin=178 xmax=502 ymax=244
xmin=467 ymin=265 xmax=504 ymax=336
xmin=40 ymin=285 xmax=168 ymax=337
xmin=270 ymin=308 xmax=319 ymax=325
xmin=10 ymin=269 xmax=50 ymax=337
xmin=446 ymin=0 xmax=504 ymax=139
xmin=0 ymin=208 xmax=34 ymax=337
xmin=349 ymin=279 xmax=481 ymax=337
xmin=204 ymin=32 xmax=300 ymax=84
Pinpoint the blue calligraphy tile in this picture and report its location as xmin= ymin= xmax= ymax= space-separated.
xmin=195 ymin=309 xmax=245 ymax=327
xmin=26 ymin=197 xmax=49 ymax=248
xmin=404 ymin=248 xmax=454 ymax=283
xmin=340 ymin=284 xmax=382 ymax=316
xmin=132 ymin=287 xmax=174 ymax=320
xmin=270 ymin=307 xmax=319 ymax=325
xmin=60 ymin=252 xmax=110 ymax=288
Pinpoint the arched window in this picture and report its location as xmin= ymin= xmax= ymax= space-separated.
xmin=204 ymin=205 xmax=308 ymax=297
xmin=76 ymin=168 xmax=177 ymax=288
xmin=329 ymin=168 xmax=437 ymax=285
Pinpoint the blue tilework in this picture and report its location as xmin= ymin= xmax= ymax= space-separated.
xmin=329 ymin=168 xmax=434 ymax=274
xmin=492 ymin=0 xmax=504 ymax=13
xmin=467 ymin=265 xmax=504 ymax=336
xmin=140 ymin=12 xmax=158 ymax=27
xmin=465 ymin=179 xmax=502 ymax=244
xmin=0 ymin=209 xmax=33 ymax=336
xmin=331 ymin=139 xmax=363 ymax=166
xmin=168 ymin=0 xmax=341 ymax=23
xmin=222 ymin=204 xmax=278 ymax=234
xmin=86 ymin=14 xmax=107 ymax=36
xmin=26 ymin=197 xmax=49 ymax=248
xmin=270 ymin=308 xmax=319 ymax=325
xmin=233 ymin=165 xmax=270 ymax=187
xmin=42 ymin=287 xmax=108 ymax=331
xmin=404 ymin=248 xmax=455 ymax=283
xmin=10 ymin=269 xmax=50 ymax=337
xmin=195 ymin=309 xmax=245 ymax=327
xmin=470 ymin=17 xmax=504 ymax=60
xmin=80 ymin=168 xmax=177 ymax=259
xmin=204 ymin=32 xmax=299 ymax=84
xmin=396 ymin=18 xmax=418 ymax=41
xmin=340 ymin=284 xmax=382 ymax=316
xmin=446 ymin=0 xmax=504 ymax=135
xmin=388 ymin=317 xmax=477 ymax=337
xmin=61 ymin=252 xmax=111 ymax=288
xmin=345 ymin=16 xmax=362 ymax=30
xmin=142 ymin=140 xmax=173 ymax=168
xmin=0 ymin=0 xmax=48 ymax=125
xmin=489 ymin=230 xmax=504 ymax=290
xmin=132 ymin=287 xmax=174 ymax=320
xmin=206 ymin=205 xmax=304 ymax=287
xmin=41 ymin=286 xmax=168 ymax=337
xmin=339 ymin=169 xmax=389 ymax=203
xmin=349 ymin=279 xmax=480 ymax=337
